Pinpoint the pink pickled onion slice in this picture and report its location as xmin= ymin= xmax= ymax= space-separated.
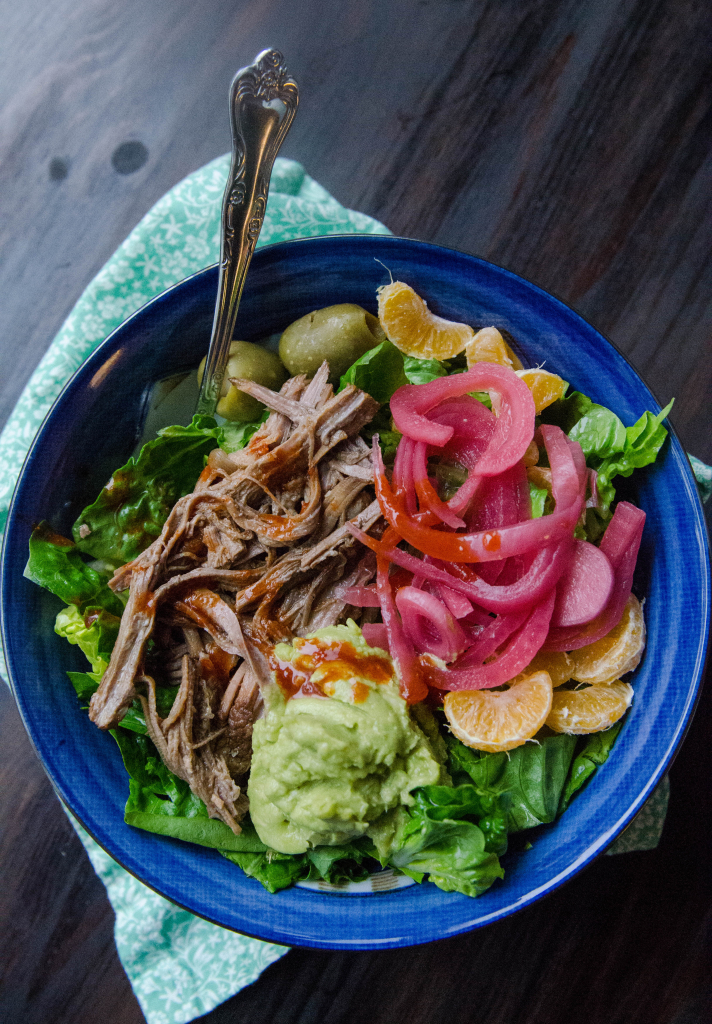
xmin=375 ymin=553 xmax=427 ymax=703
xmin=436 ymin=584 xmax=473 ymax=619
xmin=429 ymin=590 xmax=556 ymax=691
xmin=396 ymin=586 xmax=468 ymax=662
xmin=348 ymin=526 xmax=571 ymax=614
xmin=390 ymin=363 xmax=535 ymax=470
xmin=550 ymin=540 xmax=614 ymax=627
xmin=412 ymin=440 xmax=466 ymax=529
xmin=362 ymin=623 xmax=390 ymax=651
xmin=369 ymin=434 xmax=582 ymax=563
xmin=393 ymin=436 xmax=418 ymax=516
xmin=544 ymin=501 xmax=646 ymax=651
xmin=455 ymin=608 xmax=529 ymax=665
xmin=338 ymin=585 xmax=381 ymax=608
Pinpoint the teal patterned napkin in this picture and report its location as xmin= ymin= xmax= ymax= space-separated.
xmin=0 ymin=154 xmax=706 ymax=1024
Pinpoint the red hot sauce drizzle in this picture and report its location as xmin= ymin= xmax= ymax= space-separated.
xmin=271 ymin=637 xmax=392 ymax=703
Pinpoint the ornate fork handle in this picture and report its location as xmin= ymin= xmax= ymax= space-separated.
xmin=196 ymin=50 xmax=299 ymax=417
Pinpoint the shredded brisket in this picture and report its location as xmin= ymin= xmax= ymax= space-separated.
xmin=88 ymin=364 xmax=381 ymax=833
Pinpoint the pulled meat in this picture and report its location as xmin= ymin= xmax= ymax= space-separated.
xmin=89 ymin=364 xmax=381 ymax=833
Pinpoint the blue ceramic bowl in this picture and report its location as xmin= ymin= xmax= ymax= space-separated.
xmin=2 ymin=236 xmax=709 ymax=949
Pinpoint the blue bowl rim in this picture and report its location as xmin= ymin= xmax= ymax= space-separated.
xmin=1 ymin=233 xmax=710 ymax=949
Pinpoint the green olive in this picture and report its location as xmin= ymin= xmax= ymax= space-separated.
xmin=197 ymin=340 xmax=288 ymax=422
xmin=279 ymin=304 xmax=386 ymax=384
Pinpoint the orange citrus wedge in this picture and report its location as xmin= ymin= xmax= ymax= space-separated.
xmin=522 ymin=649 xmax=575 ymax=688
xmin=570 ymin=594 xmax=646 ymax=685
xmin=546 ymin=681 xmax=633 ymax=735
xmin=516 ymin=368 xmax=568 ymax=413
xmin=377 ymin=281 xmax=473 ymax=359
xmin=443 ymin=671 xmax=553 ymax=753
xmin=465 ymin=327 xmax=523 ymax=370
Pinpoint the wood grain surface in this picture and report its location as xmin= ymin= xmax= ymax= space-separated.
xmin=0 ymin=1 xmax=710 ymax=1022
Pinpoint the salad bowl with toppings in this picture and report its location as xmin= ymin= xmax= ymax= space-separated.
xmin=2 ymin=235 xmax=709 ymax=948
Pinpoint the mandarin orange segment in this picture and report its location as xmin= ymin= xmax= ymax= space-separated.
xmin=570 ymin=594 xmax=646 ymax=685
xmin=516 ymin=368 xmax=568 ymax=413
xmin=377 ymin=281 xmax=474 ymax=359
xmin=465 ymin=327 xmax=523 ymax=371
xmin=546 ymin=681 xmax=633 ymax=735
xmin=523 ymin=649 xmax=575 ymax=688
xmin=443 ymin=671 xmax=553 ymax=753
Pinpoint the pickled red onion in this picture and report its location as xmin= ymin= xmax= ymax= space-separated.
xmin=346 ymin=524 xmax=571 ymax=614
xmin=370 ymin=432 xmax=583 ymax=563
xmin=427 ymin=590 xmax=556 ymax=691
xmin=395 ymin=586 xmax=468 ymax=662
xmin=544 ymin=501 xmax=645 ymax=651
xmin=390 ymin=363 xmax=535 ymax=469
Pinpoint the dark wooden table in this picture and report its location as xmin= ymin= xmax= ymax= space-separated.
xmin=1 ymin=2 xmax=711 ymax=1022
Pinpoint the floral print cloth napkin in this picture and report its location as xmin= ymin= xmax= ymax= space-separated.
xmin=0 ymin=154 xmax=707 ymax=1024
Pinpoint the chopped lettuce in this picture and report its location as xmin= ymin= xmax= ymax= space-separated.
xmin=528 ymin=481 xmax=549 ymax=519
xmin=339 ymin=340 xmax=408 ymax=403
xmin=403 ymin=355 xmax=448 ymax=386
xmin=390 ymin=785 xmax=506 ymax=897
xmin=223 ymin=836 xmax=376 ymax=893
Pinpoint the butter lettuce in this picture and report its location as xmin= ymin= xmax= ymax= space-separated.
xmin=391 ymin=785 xmax=506 ymax=897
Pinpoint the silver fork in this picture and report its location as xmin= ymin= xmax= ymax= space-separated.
xmin=195 ymin=49 xmax=298 ymax=418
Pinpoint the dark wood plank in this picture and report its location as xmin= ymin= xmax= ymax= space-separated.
xmin=0 ymin=1 xmax=710 ymax=1022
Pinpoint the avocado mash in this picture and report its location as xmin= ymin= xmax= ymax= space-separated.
xmin=248 ymin=621 xmax=447 ymax=854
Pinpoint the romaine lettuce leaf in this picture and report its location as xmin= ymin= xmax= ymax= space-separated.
xmin=390 ymin=786 xmax=505 ymax=897
xmin=403 ymin=355 xmax=448 ymax=386
xmin=55 ymin=604 xmax=121 ymax=677
xmin=24 ymin=523 xmax=124 ymax=615
xmin=339 ymin=340 xmax=448 ymax=402
xmin=569 ymin=405 xmax=627 ymax=459
xmin=595 ymin=401 xmax=673 ymax=512
xmin=224 ymin=835 xmax=378 ymax=894
xmin=218 ymin=409 xmax=268 ymax=453
xmin=529 ymin=481 xmax=549 ymax=519
xmin=72 ymin=415 xmax=224 ymax=565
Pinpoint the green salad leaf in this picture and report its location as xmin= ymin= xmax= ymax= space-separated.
xmin=447 ymin=733 xmax=577 ymax=832
xmin=390 ymin=785 xmax=505 ymax=897
xmin=218 ymin=410 xmax=269 ymax=453
xmin=558 ymin=721 xmax=624 ymax=814
xmin=528 ymin=481 xmax=549 ymax=519
xmin=223 ymin=835 xmax=377 ymax=893
xmin=595 ymin=401 xmax=673 ymax=512
xmin=569 ymin=404 xmax=627 ymax=459
xmin=403 ymin=355 xmax=448 ymax=386
xmin=113 ymin=728 xmax=260 ymax=852
xmin=24 ymin=523 xmax=124 ymax=615
xmin=339 ymin=340 xmax=408 ymax=403
xmin=72 ymin=415 xmax=233 ymax=566
xmin=55 ymin=603 xmax=121 ymax=679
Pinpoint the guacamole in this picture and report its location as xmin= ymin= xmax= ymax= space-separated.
xmin=248 ymin=622 xmax=447 ymax=854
